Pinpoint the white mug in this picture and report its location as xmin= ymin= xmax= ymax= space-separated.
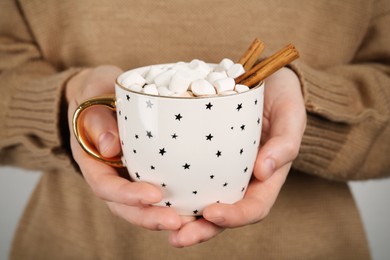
xmin=73 ymin=64 xmax=264 ymax=215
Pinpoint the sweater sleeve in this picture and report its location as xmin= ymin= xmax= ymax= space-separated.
xmin=0 ymin=0 xmax=81 ymax=171
xmin=291 ymin=1 xmax=390 ymax=181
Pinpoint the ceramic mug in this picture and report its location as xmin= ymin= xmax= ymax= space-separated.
xmin=73 ymin=64 xmax=264 ymax=215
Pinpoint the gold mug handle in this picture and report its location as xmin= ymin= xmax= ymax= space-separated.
xmin=72 ymin=95 xmax=124 ymax=167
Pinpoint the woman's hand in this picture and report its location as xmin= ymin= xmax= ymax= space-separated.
xmin=168 ymin=67 xmax=306 ymax=247
xmin=66 ymin=65 xmax=191 ymax=231
xmin=66 ymin=65 xmax=305 ymax=246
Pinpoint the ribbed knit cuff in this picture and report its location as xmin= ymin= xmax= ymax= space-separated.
xmin=289 ymin=62 xmax=353 ymax=180
xmin=289 ymin=62 xmax=390 ymax=181
xmin=1 ymin=61 xmax=82 ymax=169
xmin=290 ymin=62 xmax=363 ymax=121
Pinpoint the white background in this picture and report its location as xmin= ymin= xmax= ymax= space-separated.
xmin=0 ymin=166 xmax=389 ymax=260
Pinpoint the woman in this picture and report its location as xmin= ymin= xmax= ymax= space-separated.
xmin=1 ymin=0 xmax=389 ymax=259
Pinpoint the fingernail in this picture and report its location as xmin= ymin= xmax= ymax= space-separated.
xmin=98 ymin=132 xmax=115 ymax=155
xmin=169 ymin=233 xmax=182 ymax=247
xmin=263 ymin=158 xmax=275 ymax=179
xmin=140 ymin=198 xmax=159 ymax=205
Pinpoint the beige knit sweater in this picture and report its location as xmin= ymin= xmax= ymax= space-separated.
xmin=1 ymin=0 xmax=389 ymax=259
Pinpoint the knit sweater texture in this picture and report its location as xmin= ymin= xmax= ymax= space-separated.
xmin=1 ymin=0 xmax=390 ymax=259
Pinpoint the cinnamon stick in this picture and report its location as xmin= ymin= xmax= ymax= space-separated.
xmin=238 ymin=38 xmax=264 ymax=70
xmin=236 ymin=44 xmax=295 ymax=83
xmin=236 ymin=44 xmax=299 ymax=88
xmin=243 ymin=42 xmax=264 ymax=71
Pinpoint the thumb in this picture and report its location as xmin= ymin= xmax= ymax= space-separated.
xmin=253 ymin=136 xmax=299 ymax=181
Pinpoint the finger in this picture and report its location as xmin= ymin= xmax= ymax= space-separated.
xmin=81 ymin=160 xmax=162 ymax=206
xmin=180 ymin=215 xmax=197 ymax=226
xmin=70 ymin=133 xmax=162 ymax=206
xmin=107 ymin=202 xmax=182 ymax=231
xmin=77 ymin=66 xmax=123 ymax=158
xmin=87 ymin=171 xmax=163 ymax=206
xmin=203 ymin=163 xmax=290 ymax=228
xmin=68 ymin=66 xmax=124 ymax=159
xmin=168 ymin=218 xmax=224 ymax=248
xmin=82 ymin=106 xmax=121 ymax=158
xmin=254 ymin=133 xmax=301 ymax=181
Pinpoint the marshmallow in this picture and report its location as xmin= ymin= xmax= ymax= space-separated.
xmin=214 ymin=58 xmax=234 ymax=72
xmin=227 ymin=63 xmax=245 ymax=78
xmin=172 ymin=61 xmax=190 ymax=71
xmin=157 ymin=86 xmax=174 ymax=97
xmin=189 ymin=59 xmax=210 ymax=78
xmin=191 ymin=79 xmax=216 ymax=96
xmin=123 ymin=60 xmax=250 ymax=98
xmin=169 ymin=70 xmax=194 ymax=94
xmin=187 ymin=69 xmax=203 ymax=81
xmin=142 ymin=84 xmax=159 ymax=95
xmin=121 ymin=72 xmax=146 ymax=88
xmin=206 ymin=71 xmax=227 ymax=85
xmin=145 ymin=66 xmax=166 ymax=84
xmin=235 ymin=84 xmax=250 ymax=93
xmin=153 ymin=69 xmax=176 ymax=87
xmin=213 ymin=77 xmax=235 ymax=94
xmin=128 ymin=84 xmax=143 ymax=93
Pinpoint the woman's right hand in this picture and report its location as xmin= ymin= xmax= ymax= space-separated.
xmin=66 ymin=65 xmax=190 ymax=231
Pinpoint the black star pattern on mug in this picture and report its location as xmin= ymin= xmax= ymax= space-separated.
xmin=159 ymin=148 xmax=166 ymax=156
xmin=175 ymin=113 xmax=183 ymax=121
xmin=146 ymin=131 xmax=153 ymax=138
xmin=146 ymin=100 xmax=153 ymax=108
xmin=206 ymin=133 xmax=214 ymax=141
xmin=121 ymin=88 xmax=263 ymax=215
xmin=126 ymin=95 xmax=130 ymax=101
